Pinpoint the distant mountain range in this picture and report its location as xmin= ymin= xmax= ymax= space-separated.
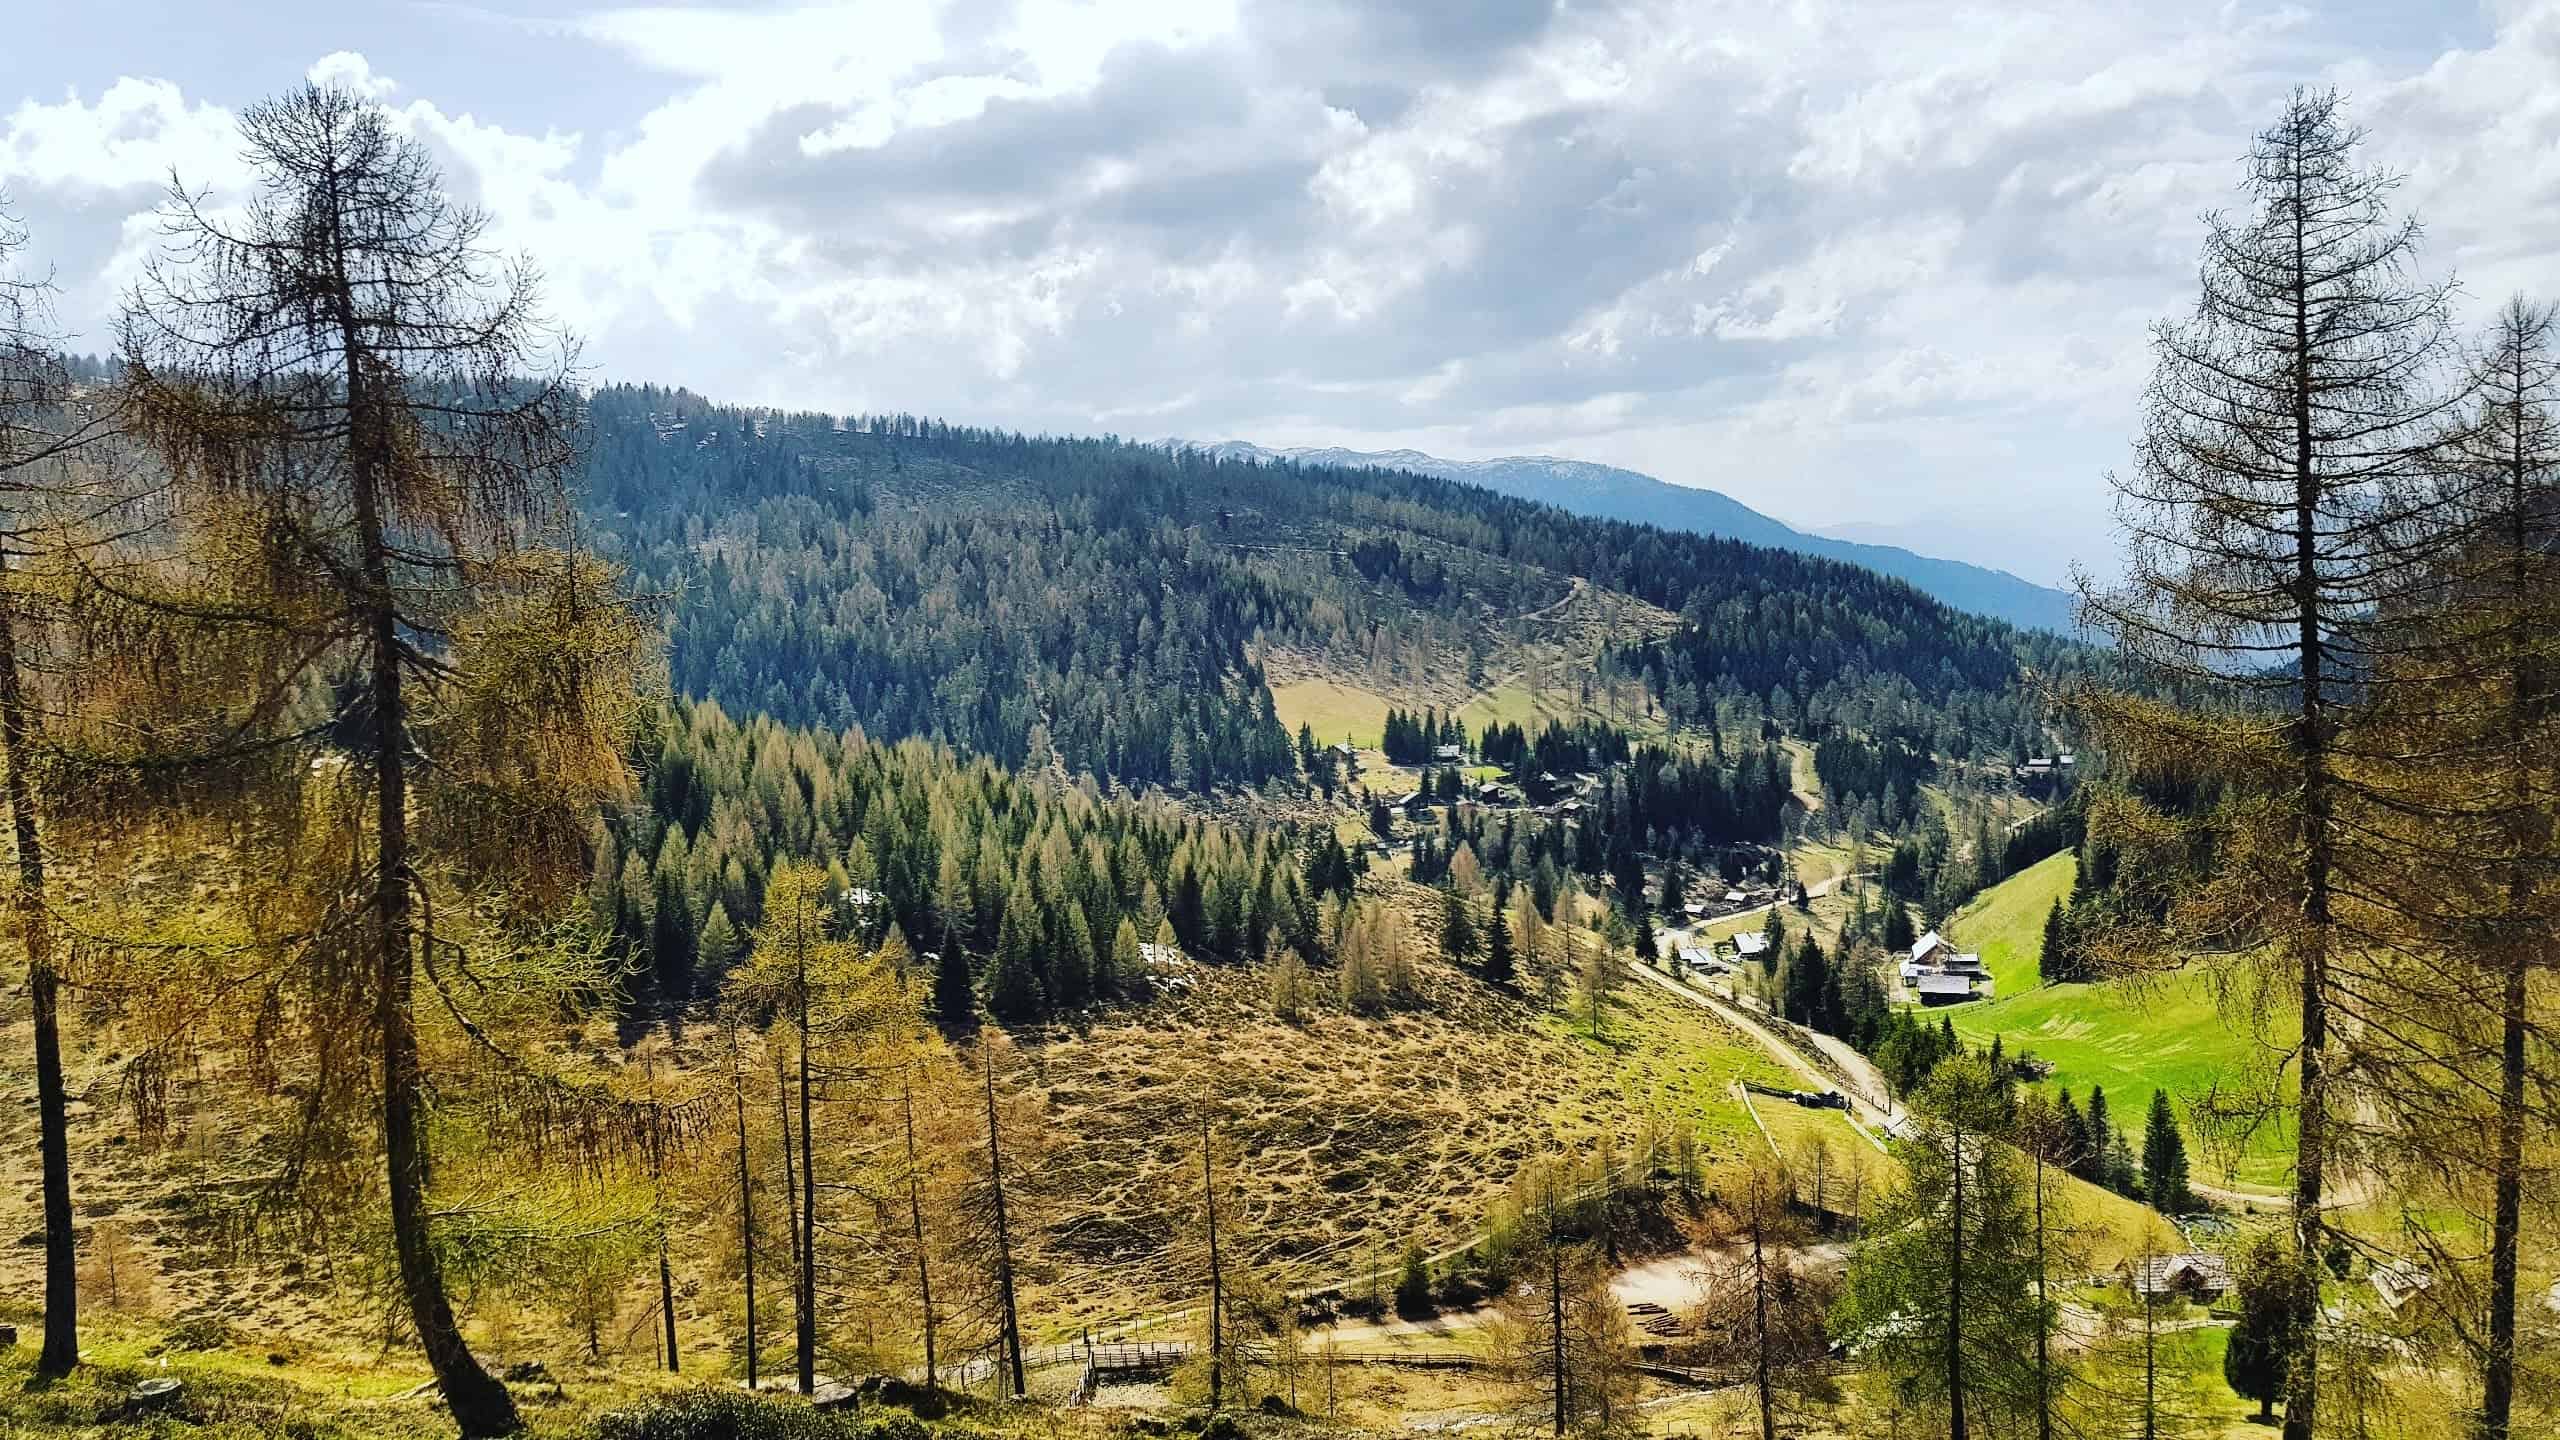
xmin=1180 ymin=441 xmax=2081 ymax=636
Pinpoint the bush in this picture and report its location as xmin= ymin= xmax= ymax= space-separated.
xmin=586 ymin=1389 xmax=957 ymax=1440
xmin=164 ymin=1314 xmax=241 ymax=1353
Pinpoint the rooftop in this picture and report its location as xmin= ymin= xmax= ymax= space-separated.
xmin=2123 ymin=1253 xmax=2233 ymax=1295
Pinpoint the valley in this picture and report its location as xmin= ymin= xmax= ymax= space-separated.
xmin=0 ymin=60 xmax=2552 ymax=1440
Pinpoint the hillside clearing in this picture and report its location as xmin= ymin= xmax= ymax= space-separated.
xmin=997 ymin=956 xmax=1805 ymax=1335
xmin=1942 ymin=856 xmax=2294 ymax=1190
xmin=1948 ymin=849 xmax=2077 ymax=997
xmin=1269 ymin=678 xmax=1395 ymax=749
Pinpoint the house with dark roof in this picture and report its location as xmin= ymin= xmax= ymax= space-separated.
xmin=2118 ymin=1253 xmax=2234 ymax=1303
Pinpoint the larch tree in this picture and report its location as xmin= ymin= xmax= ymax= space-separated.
xmin=1692 ymin=1156 xmax=1836 ymax=1440
xmin=948 ymin=1039 xmax=1038 ymax=1398
xmin=107 ymin=85 xmax=651 ymax=1436
xmin=1494 ymin=1183 xmax=1635 ymax=1436
xmin=2082 ymin=1230 xmax=2206 ymax=1440
xmin=0 ymin=199 xmax=116 ymax=1380
xmin=724 ymin=1013 xmax=763 ymax=1389
xmin=2338 ymin=296 xmax=2560 ymax=1440
xmin=2445 ymin=298 xmax=2560 ymax=1440
xmin=2071 ymin=88 xmax=2464 ymax=1440
xmin=1837 ymin=1056 xmax=2055 ymax=1440
xmin=730 ymin=861 xmax=922 ymax=1393
xmin=2012 ymin=1089 xmax=2095 ymax=1440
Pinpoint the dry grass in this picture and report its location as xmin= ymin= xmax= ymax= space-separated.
xmin=1013 ymin=955 xmax=1801 ymax=1336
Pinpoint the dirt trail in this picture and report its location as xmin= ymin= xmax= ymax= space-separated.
xmin=1645 ymin=873 xmax=1901 ymax=1149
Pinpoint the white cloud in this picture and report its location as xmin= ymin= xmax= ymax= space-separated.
xmin=2 ymin=1 xmax=2554 ymax=579
xmin=0 ymin=76 xmax=241 ymax=197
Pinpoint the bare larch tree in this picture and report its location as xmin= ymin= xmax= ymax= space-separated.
xmin=2073 ymin=88 xmax=2463 ymax=1440
xmin=0 ymin=197 xmax=118 ymax=1381
xmin=111 ymin=85 xmax=647 ymax=1437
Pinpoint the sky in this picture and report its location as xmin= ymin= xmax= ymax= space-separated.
xmin=3 ymin=1 xmax=2555 ymax=586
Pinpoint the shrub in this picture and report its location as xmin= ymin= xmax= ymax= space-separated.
xmin=586 ymin=1389 xmax=955 ymax=1440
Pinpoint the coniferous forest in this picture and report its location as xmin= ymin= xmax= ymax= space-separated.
xmin=0 ymin=59 xmax=2555 ymax=1440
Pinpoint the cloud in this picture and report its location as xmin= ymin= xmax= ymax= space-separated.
xmin=2 ymin=1 xmax=2554 ymax=580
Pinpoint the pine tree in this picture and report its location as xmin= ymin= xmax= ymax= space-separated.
xmin=2058 ymin=1090 xmax=2091 ymax=1176
xmin=699 ymin=903 xmax=742 ymax=977
xmin=2083 ymin=1088 xmax=2114 ymax=1188
xmin=1439 ymin=883 xmax=1478 ymax=962
xmin=985 ymin=898 xmax=1045 ymax=1021
xmin=2223 ymin=1229 xmax=2310 ymax=1425
xmin=1484 ymin=886 xmax=1517 ymax=986
xmin=1882 ymin=900 xmax=1917 ymax=955
xmin=933 ymin=943 xmax=977 ymax=1029
xmin=1395 ymin=1240 xmax=1433 ymax=1318
xmin=2140 ymin=1091 xmax=2190 ymax=1212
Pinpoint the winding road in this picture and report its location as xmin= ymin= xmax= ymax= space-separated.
xmin=1645 ymin=872 xmax=1906 ymax=1150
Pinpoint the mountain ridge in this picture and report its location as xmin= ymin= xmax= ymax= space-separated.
xmin=1178 ymin=439 xmax=2081 ymax=636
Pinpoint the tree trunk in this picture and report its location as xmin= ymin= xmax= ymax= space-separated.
xmin=1549 ymin=1208 xmax=1568 ymax=1438
xmin=2479 ymin=332 xmax=2538 ymax=1440
xmin=903 ymin=1083 xmax=935 ymax=1386
xmin=340 ymin=246 xmax=518 ymax=1435
xmin=773 ymin=1032 xmax=800 ymax=1285
xmin=2283 ymin=168 xmax=2328 ymax=1440
xmin=984 ymin=1054 xmax=1026 ymax=1398
xmin=1203 ymin=1112 xmax=1223 ymax=1412
xmin=0 ymin=565 xmax=76 ymax=1378
xmin=1751 ymin=1194 xmax=1774 ymax=1440
xmin=735 ymin=1027 xmax=759 ymax=1389
xmin=2142 ymin=1287 xmax=2160 ymax=1440
xmin=1947 ymin=1118 xmax=1967 ymax=1440
xmin=2033 ymin=1148 xmax=2051 ymax=1440
xmin=796 ymin=933 xmax=817 ymax=1395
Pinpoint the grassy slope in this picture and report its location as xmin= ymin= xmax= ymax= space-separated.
xmin=0 ymin=953 xmax=1806 ymax=1409
xmin=1009 ymin=955 xmax=1800 ymax=1336
xmin=1270 ymin=678 xmax=1394 ymax=749
xmin=1950 ymin=849 xmax=2077 ymax=997
xmin=1943 ymin=855 xmax=2292 ymax=1189
xmin=1742 ymin=1089 xmax=2172 ymax=1266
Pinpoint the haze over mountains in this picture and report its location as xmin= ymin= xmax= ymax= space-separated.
xmin=1183 ymin=441 xmax=2082 ymax=636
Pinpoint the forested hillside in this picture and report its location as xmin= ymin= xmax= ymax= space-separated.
xmin=594 ymin=697 xmax=1336 ymax=1012
xmin=1197 ymin=439 xmax=2083 ymax=634
xmin=579 ymin=386 xmax=2108 ymax=793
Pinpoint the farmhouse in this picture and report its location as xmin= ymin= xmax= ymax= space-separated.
xmin=2372 ymin=1260 xmax=2435 ymax=1312
xmin=1905 ymin=930 xmax=1994 ymax=1002
xmin=2119 ymin=1252 xmax=2234 ymax=1303
xmin=1732 ymin=930 xmax=1771 ymax=960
